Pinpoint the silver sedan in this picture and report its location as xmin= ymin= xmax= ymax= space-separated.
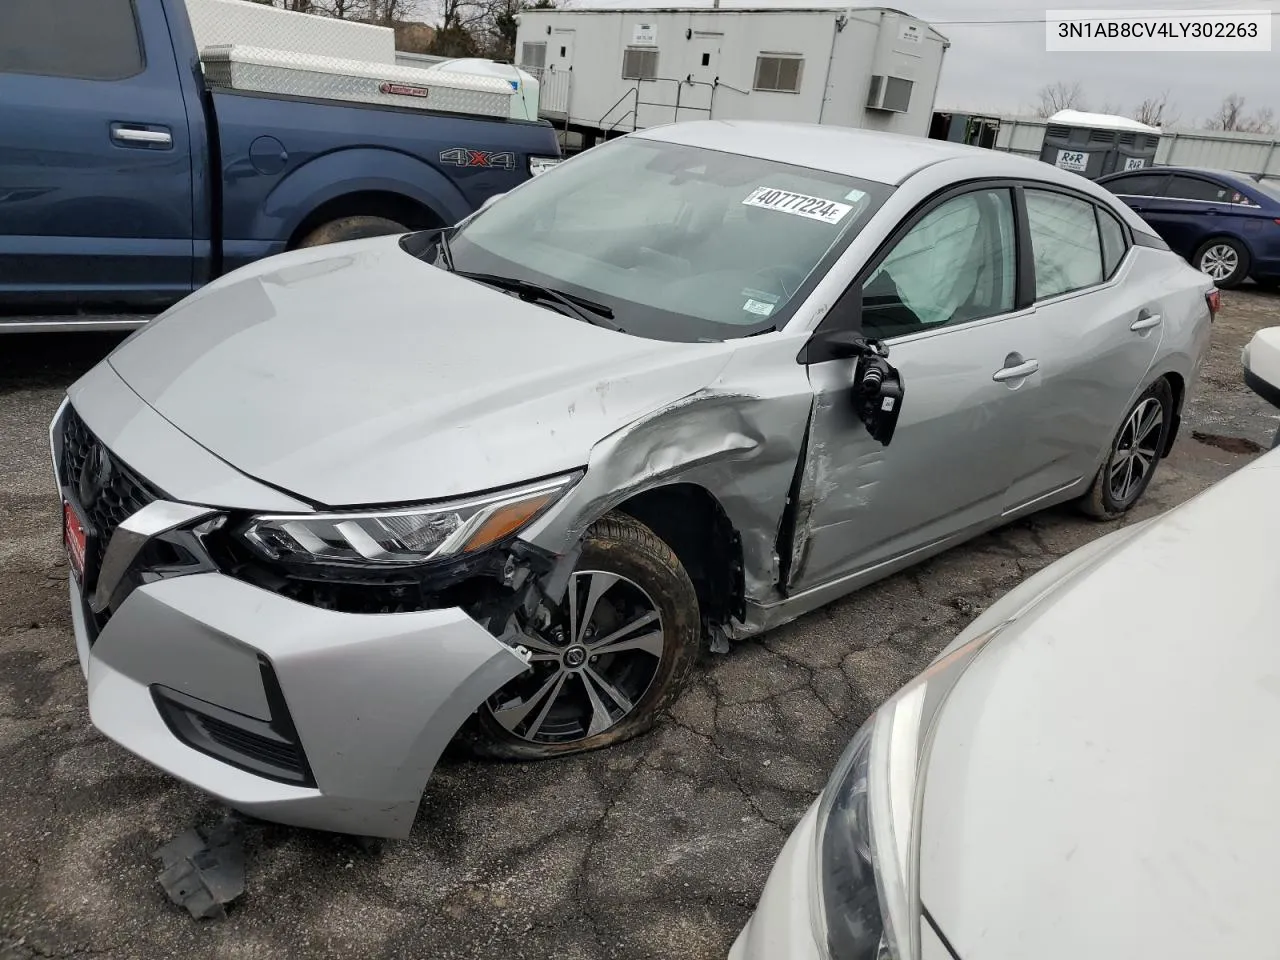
xmin=53 ymin=120 xmax=1214 ymax=837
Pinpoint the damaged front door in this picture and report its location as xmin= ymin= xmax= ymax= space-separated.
xmin=784 ymin=186 xmax=1041 ymax=593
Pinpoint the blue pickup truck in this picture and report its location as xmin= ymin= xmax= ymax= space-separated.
xmin=0 ymin=0 xmax=561 ymax=332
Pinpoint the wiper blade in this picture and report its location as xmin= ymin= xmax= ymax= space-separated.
xmin=455 ymin=270 xmax=623 ymax=331
xmin=435 ymin=228 xmax=457 ymax=272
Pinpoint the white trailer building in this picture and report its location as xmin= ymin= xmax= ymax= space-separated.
xmin=514 ymin=3 xmax=948 ymax=146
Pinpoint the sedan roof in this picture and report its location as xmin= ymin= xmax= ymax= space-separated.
xmin=635 ymin=119 xmax=1093 ymax=187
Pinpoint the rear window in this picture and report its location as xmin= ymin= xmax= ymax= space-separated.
xmin=0 ymin=0 xmax=143 ymax=81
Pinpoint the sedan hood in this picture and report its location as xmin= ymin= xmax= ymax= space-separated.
xmin=918 ymin=451 xmax=1280 ymax=960
xmin=108 ymin=237 xmax=731 ymax=506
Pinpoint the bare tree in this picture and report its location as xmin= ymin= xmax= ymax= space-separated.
xmin=1132 ymin=90 xmax=1179 ymax=128
xmin=1204 ymin=93 xmax=1276 ymax=134
xmin=1035 ymin=81 xmax=1087 ymax=118
xmin=1099 ymin=101 xmax=1124 ymax=116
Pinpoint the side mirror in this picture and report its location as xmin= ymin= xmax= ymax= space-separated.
xmin=1242 ymin=326 xmax=1280 ymax=449
xmin=811 ymin=330 xmax=905 ymax=447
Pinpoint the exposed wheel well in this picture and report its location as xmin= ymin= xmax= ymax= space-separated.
xmin=287 ymin=191 xmax=444 ymax=249
xmin=613 ymin=484 xmax=745 ymax=631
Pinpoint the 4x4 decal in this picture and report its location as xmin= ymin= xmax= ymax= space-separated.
xmin=439 ymin=147 xmax=516 ymax=170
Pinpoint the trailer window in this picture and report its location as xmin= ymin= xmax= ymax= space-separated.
xmin=622 ymin=48 xmax=659 ymax=80
xmin=0 ymin=0 xmax=143 ymax=81
xmin=754 ymin=55 xmax=803 ymax=93
xmin=520 ymin=42 xmax=547 ymax=71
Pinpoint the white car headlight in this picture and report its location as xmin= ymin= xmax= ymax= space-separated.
xmin=241 ymin=473 xmax=578 ymax=566
xmin=811 ymin=623 xmax=1009 ymax=960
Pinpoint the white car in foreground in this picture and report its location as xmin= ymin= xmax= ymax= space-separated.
xmin=732 ymin=347 xmax=1280 ymax=959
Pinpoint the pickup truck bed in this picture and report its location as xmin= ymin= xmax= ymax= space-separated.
xmin=0 ymin=0 xmax=561 ymax=331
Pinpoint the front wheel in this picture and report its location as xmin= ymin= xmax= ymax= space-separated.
xmin=1194 ymin=237 xmax=1249 ymax=289
xmin=465 ymin=513 xmax=701 ymax=761
xmin=1078 ymin=378 xmax=1174 ymax=520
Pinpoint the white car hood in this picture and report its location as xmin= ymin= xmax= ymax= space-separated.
xmin=919 ymin=450 xmax=1280 ymax=960
xmin=107 ymin=237 xmax=731 ymax=506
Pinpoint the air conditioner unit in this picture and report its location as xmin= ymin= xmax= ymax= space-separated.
xmin=866 ymin=74 xmax=913 ymax=112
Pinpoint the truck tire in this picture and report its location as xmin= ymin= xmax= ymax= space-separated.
xmin=464 ymin=513 xmax=702 ymax=761
xmin=295 ymin=215 xmax=409 ymax=248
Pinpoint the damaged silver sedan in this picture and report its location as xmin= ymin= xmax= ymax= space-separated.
xmin=52 ymin=120 xmax=1214 ymax=837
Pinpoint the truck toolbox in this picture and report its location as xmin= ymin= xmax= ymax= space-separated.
xmin=200 ymin=45 xmax=516 ymax=119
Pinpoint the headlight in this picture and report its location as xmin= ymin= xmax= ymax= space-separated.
xmin=241 ymin=473 xmax=577 ymax=566
xmin=811 ymin=624 xmax=1008 ymax=960
xmin=529 ymin=156 xmax=562 ymax=177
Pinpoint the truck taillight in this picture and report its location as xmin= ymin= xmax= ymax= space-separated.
xmin=1206 ymin=289 xmax=1221 ymax=319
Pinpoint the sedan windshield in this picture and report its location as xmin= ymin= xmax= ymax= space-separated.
xmin=428 ymin=137 xmax=891 ymax=342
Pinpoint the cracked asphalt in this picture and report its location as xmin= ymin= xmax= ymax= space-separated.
xmin=2 ymin=290 xmax=1278 ymax=960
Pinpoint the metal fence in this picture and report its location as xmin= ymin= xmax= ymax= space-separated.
xmin=991 ymin=114 xmax=1280 ymax=179
xmin=524 ymin=65 xmax=573 ymax=119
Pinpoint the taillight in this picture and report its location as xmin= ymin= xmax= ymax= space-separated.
xmin=1206 ymin=289 xmax=1222 ymax=319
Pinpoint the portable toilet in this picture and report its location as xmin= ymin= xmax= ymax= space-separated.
xmin=1039 ymin=109 xmax=1161 ymax=179
xmin=427 ymin=59 xmax=540 ymax=121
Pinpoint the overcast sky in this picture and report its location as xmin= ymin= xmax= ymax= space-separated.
xmin=548 ymin=0 xmax=1280 ymax=126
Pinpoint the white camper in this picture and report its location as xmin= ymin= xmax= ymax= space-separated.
xmin=514 ymin=3 xmax=948 ymax=142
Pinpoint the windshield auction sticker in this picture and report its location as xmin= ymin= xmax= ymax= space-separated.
xmin=743 ymin=187 xmax=853 ymax=224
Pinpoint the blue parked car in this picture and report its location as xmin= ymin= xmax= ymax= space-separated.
xmin=1097 ymin=166 xmax=1280 ymax=289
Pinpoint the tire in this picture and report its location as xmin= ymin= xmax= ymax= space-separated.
xmin=295 ymin=215 xmax=409 ymax=249
xmin=1193 ymin=237 xmax=1250 ymax=289
xmin=464 ymin=513 xmax=701 ymax=761
xmin=1078 ymin=378 xmax=1174 ymax=521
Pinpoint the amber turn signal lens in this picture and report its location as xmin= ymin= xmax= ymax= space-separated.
xmin=461 ymin=492 xmax=559 ymax=552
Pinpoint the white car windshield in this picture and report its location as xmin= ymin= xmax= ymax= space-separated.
xmin=429 ymin=137 xmax=892 ymax=342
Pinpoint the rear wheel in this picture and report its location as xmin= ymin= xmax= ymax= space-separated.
xmin=1079 ymin=378 xmax=1174 ymax=520
xmin=465 ymin=513 xmax=701 ymax=761
xmin=295 ymin=215 xmax=409 ymax=249
xmin=1194 ymin=237 xmax=1249 ymax=289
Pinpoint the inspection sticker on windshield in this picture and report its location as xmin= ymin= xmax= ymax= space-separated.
xmin=743 ymin=298 xmax=775 ymax=316
xmin=742 ymin=187 xmax=852 ymax=225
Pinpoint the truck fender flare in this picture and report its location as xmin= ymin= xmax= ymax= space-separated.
xmin=256 ymin=148 xmax=474 ymax=244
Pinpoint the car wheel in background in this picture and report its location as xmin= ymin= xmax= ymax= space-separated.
xmin=1194 ymin=237 xmax=1250 ymax=289
xmin=296 ymin=215 xmax=409 ymax=248
xmin=1079 ymin=378 xmax=1174 ymax=520
xmin=465 ymin=513 xmax=701 ymax=761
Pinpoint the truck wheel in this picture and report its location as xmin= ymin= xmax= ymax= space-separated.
xmin=465 ymin=513 xmax=701 ymax=761
xmin=295 ymin=215 xmax=409 ymax=248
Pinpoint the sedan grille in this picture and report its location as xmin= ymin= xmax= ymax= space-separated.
xmin=60 ymin=406 xmax=158 ymax=591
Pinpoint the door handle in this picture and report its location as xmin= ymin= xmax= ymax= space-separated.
xmin=992 ymin=359 xmax=1039 ymax=382
xmin=1131 ymin=313 xmax=1162 ymax=331
xmin=111 ymin=124 xmax=173 ymax=148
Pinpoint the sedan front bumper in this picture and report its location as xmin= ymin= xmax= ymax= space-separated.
xmin=71 ymin=570 xmax=528 ymax=838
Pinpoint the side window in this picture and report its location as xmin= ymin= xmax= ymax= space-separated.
xmin=1097 ymin=207 xmax=1128 ymax=279
xmin=1026 ymin=190 xmax=1104 ymax=299
xmin=861 ymin=189 xmax=1017 ymax=340
xmin=0 ymin=0 xmax=143 ymax=81
xmin=1103 ymin=174 xmax=1166 ymax=198
xmin=1166 ymin=175 xmax=1231 ymax=203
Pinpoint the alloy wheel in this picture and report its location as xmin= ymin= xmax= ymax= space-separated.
xmin=488 ymin=570 xmax=665 ymax=745
xmin=1108 ymin=397 xmax=1163 ymax=504
xmin=1200 ymin=243 xmax=1239 ymax=281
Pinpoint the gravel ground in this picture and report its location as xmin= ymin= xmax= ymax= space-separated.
xmin=1 ymin=289 xmax=1277 ymax=960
